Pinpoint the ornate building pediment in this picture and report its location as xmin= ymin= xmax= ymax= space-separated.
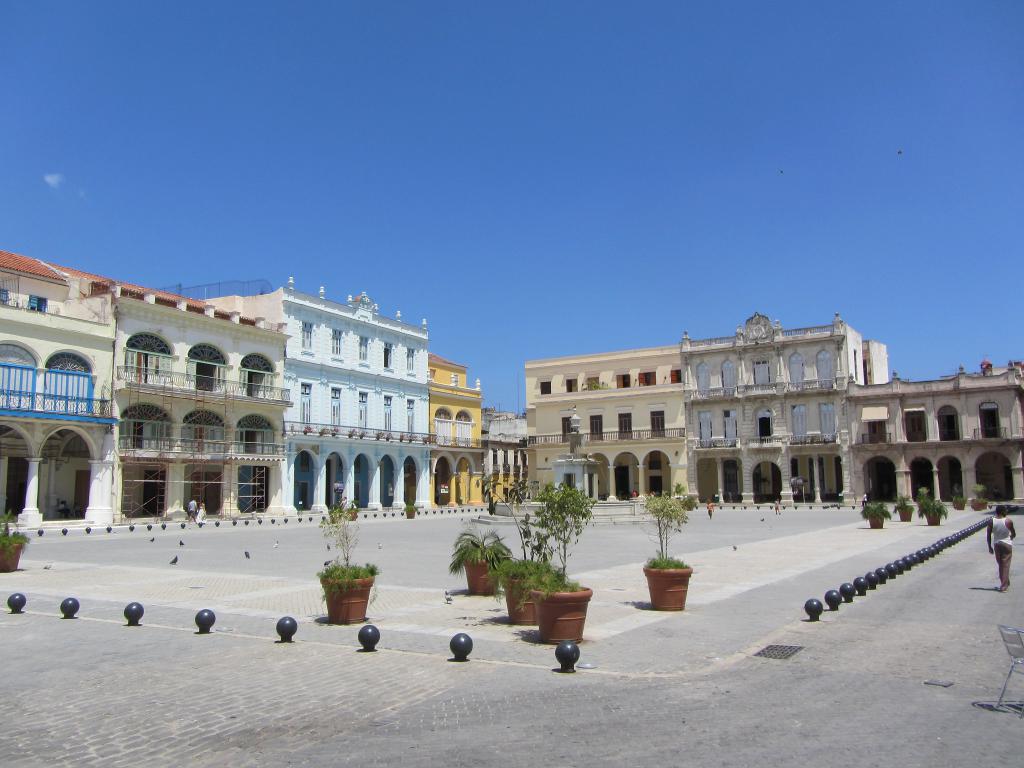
xmin=742 ymin=312 xmax=773 ymax=342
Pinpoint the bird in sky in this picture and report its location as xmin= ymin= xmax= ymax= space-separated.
xmin=778 ymin=169 xmax=784 ymax=175
xmin=244 ymin=551 xmax=250 ymax=560
xmin=897 ymin=149 xmax=903 ymax=156
xmin=169 ymin=556 xmax=178 ymax=565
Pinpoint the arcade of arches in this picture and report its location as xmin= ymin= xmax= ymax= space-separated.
xmin=431 ymin=454 xmax=484 ymax=506
xmin=695 ymin=454 xmax=844 ymax=504
xmin=861 ymin=450 xmax=1019 ymax=502
xmin=292 ymin=450 xmax=427 ymax=511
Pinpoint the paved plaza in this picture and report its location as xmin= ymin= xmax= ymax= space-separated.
xmin=3 ymin=507 xmax=1022 ymax=766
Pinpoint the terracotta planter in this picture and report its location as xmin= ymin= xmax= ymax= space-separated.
xmin=463 ymin=560 xmax=495 ymax=596
xmin=925 ymin=514 xmax=941 ymax=526
xmin=952 ymin=500 xmax=966 ymax=511
xmin=897 ymin=510 xmax=913 ymax=523
xmin=0 ymin=543 xmax=25 ymax=573
xmin=868 ymin=518 xmax=884 ymax=529
xmin=405 ymin=509 xmax=416 ymax=519
xmin=503 ymin=578 xmax=537 ymax=625
xmin=970 ymin=500 xmax=988 ymax=511
xmin=347 ymin=510 xmax=359 ymax=521
xmin=321 ymin=576 xmax=374 ymax=624
xmin=644 ymin=566 xmax=693 ymax=611
xmin=532 ymin=588 xmax=593 ymax=643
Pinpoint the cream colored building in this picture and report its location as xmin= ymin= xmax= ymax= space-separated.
xmin=526 ymin=345 xmax=687 ymax=498
xmin=848 ymin=363 xmax=1024 ymax=503
xmin=1 ymin=250 xmax=117 ymax=525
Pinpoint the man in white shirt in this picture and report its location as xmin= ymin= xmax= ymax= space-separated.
xmin=987 ymin=508 xmax=1016 ymax=592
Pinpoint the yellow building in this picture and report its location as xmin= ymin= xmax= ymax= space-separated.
xmin=428 ymin=353 xmax=484 ymax=506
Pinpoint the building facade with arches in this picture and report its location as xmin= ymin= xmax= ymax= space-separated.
xmin=428 ymin=354 xmax=484 ymax=506
xmin=848 ymin=364 xmax=1024 ymax=504
xmin=209 ymin=284 xmax=431 ymax=512
xmin=1 ymin=250 xmax=118 ymax=525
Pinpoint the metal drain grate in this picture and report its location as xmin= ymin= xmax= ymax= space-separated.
xmin=754 ymin=644 xmax=804 ymax=660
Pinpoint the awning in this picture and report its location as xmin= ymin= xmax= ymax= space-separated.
xmin=861 ymin=406 xmax=889 ymax=421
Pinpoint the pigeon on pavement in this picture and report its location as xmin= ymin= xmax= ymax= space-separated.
xmin=244 ymin=551 xmax=250 ymax=560
xmin=444 ymin=590 xmax=453 ymax=604
xmin=149 ymin=537 xmax=155 ymax=543
xmin=179 ymin=540 xmax=185 ymax=547
xmin=169 ymin=556 xmax=178 ymax=565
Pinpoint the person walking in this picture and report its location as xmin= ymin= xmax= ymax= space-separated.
xmin=774 ymin=499 xmax=781 ymax=516
xmin=187 ymin=497 xmax=198 ymax=524
xmin=197 ymin=502 xmax=207 ymax=525
xmin=987 ymin=508 xmax=1016 ymax=592
xmin=706 ymin=499 xmax=714 ymax=519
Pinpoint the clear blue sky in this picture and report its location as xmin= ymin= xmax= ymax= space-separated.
xmin=3 ymin=2 xmax=1021 ymax=411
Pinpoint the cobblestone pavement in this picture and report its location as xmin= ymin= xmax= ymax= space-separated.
xmin=3 ymin=508 xmax=1021 ymax=765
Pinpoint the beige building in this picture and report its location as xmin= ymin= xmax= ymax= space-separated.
xmin=848 ymin=362 xmax=1024 ymax=503
xmin=683 ymin=312 xmax=887 ymax=505
xmin=526 ymin=345 xmax=686 ymax=498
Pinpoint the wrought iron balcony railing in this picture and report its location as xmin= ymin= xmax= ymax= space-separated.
xmin=117 ymin=367 xmax=291 ymax=403
xmin=118 ymin=435 xmax=286 ymax=457
xmin=528 ymin=427 xmax=685 ymax=445
xmin=1 ymin=390 xmax=113 ymax=418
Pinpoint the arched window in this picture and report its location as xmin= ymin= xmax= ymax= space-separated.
xmin=979 ymin=402 xmax=1000 ymax=439
xmin=125 ymin=333 xmax=172 ymax=381
xmin=816 ymin=350 xmax=834 ymax=383
xmin=788 ymin=352 xmax=804 ymax=385
xmin=721 ymin=360 xmax=736 ymax=391
xmin=434 ymin=408 xmax=453 ymax=446
xmin=121 ymin=403 xmax=172 ymax=448
xmin=696 ymin=362 xmax=710 ymax=394
xmin=182 ymin=410 xmax=225 ymax=444
xmin=237 ymin=414 xmax=274 ymax=452
xmin=240 ymin=353 xmax=273 ymax=396
xmin=187 ymin=344 xmax=226 ymax=392
xmin=0 ymin=344 xmax=37 ymax=409
xmin=240 ymin=353 xmax=272 ymax=371
xmin=455 ymin=410 xmax=473 ymax=447
xmin=44 ymin=352 xmax=93 ymax=412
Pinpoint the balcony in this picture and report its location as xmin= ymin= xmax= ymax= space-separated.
xmin=118 ymin=435 xmax=286 ymax=458
xmin=528 ymin=427 xmax=685 ymax=446
xmin=692 ymin=387 xmax=738 ymax=401
xmin=787 ymin=379 xmax=836 ymax=393
xmin=0 ymin=390 xmax=114 ymax=421
xmin=974 ymin=427 xmax=1009 ymax=440
xmin=860 ymin=432 xmax=892 ymax=444
xmin=749 ymin=436 xmax=784 ymax=448
xmin=117 ymin=367 xmax=291 ymax=404
xmin=789 ymin=433 xmax=838 ymax=445
xmin=695 ymin=437 xmax=739 ymax=449
xmin=284 ymin=420 xmax=440 ymax=446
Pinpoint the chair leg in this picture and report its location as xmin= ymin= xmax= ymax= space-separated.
xmin=997 ymin=665 xmax=1013 ymax=710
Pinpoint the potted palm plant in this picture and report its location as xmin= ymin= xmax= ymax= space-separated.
xmin=952 ymin=495 xmax=967 ymax=511
xmin=0 ymin=514 xmax=28 ymax=573
xmin=404 ymin=502 xmax=416 ymax=519
xmin=916 ymin=489 xmax=948 ymax=526
xmin=449 ymin=526 xmax=511 ymax=595
xmin=525 ymin=483 xmax=595 ymax=643
xmin=487 ymin=479 xmax=545 ymax=624
xmin=894 ymin=496 xmax=914 ymax=523
xmin=971 ymin=484 xmax=988 ymax=511
xmin=861 ymin=501 xmax=892 ymax=529
xmin=644 ymin=494 xmax=697 ymax=610
xmin=318 ymin=506 xmax=378 ymax=624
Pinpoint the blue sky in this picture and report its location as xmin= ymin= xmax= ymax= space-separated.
xmin=2 ymin=2 xmax=1021 ymax=411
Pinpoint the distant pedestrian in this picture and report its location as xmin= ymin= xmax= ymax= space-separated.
xmin=987 ymin=507 xmax=1016 ymax=592
xmin=187 ymin=498 xmax=198 ymax=523
xmin=707 ymin=500 xmax=714 ymax=520
xmin=197 ymin=502 xmax=207 ymax=525
xmin=861 ymin=493 xmax=868 ymax=510
xmin=774 ymin=499 xmax=781 ymax=516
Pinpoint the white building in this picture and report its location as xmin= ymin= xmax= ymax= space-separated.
xmin=210 ymin=283 xmax=431 ymax=511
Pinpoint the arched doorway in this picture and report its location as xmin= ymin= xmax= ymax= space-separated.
xmin=0 ymin=425 xmax=33 ymax=516
xmin=325 ymin=452 xmax=345 ymax=508
xmin=293 ymin=450 xmax=315 ymax=511
xmin=864 ymin=457 xmax=896 ymax=501
xmin=44 ymin=352 xmax=93 ymax=412
xmin=612 ymin=453 xmax=639 ymax=499
xmin=696 ymin=458 xmax=717 ymax=502
xmin=38 ymin=428 xmax=94 ymax=519
xmin=403 ymin=457 xmax=417 ymax=506
xmin=910 ymin=458 xmax=934 ymax=499
xmin=353 ymin=454 xmax=370 ymax=508
xmin=937 ymin=456 xmax=963 ymax=501
xmin=752 ymin=461 xmax=781 ymax=503
xmin=434 ymin=456 xmax=452 ymax=506
xmin=643 ymin=451 xmax=670 ymax=495
xmin=379 ymin=455 xmax=396 ymax=507
xmin=187 ymin=343 xmax=227 ymax=392
xmin=455 ymin=457 xmax=471 ymax=504
xmin=976 ymin=452 xmax=1012 ymax=501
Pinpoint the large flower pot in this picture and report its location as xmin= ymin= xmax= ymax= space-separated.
xmin=868 ymin=518 xmax=884 ymax=529
xmin=503 ymin=579 xmax=536 ymax=625
xmin=644 ymin=566 xmax=693 ymax=611
xmin=533 ymin=588 xmax=593 ymax=643
xmin=925 ymin=514 xmax=941 ymax=527
xmin=464 ymin=561 xmax=494 ymax=596
xmin=0 ymin=543 xmax=25 ymax=573
xmin=321 ymin=577 xmax=374 ymax=624
xmin=405 ymin=509 xmax=416 ymax=519
xmin=970 ymin=500 xmax=988 ymax=511
xmin=897 ymin=510 xmax=913 ymax=523
xmin=952 ymin=500 xmax=966 ymax=511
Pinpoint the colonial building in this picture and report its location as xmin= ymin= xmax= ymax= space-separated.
xmin=210 ymin=283 xmax=431 ymax=512
xmin=525 ymin=345 xmax=687 ymax=498
xmin=481 ymin=408 xmax=528 ymax=500
xmin=682 ymin=312 xmax=888 ymax=505
xmin=428 ymin=354 xmax=484 ymax=506
xmin=848 ymin=362 xmax=1024 ymax=503
xmin=1 ymin=250 xmax=117 ymax=526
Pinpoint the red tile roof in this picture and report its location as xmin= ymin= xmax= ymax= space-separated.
xmin=0 ymin=249 xmax=68 ymax=282
xmin=429 ymin=352 xmax=466 ymax=370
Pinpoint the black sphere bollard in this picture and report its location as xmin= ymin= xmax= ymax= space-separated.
xmin=124 ymin=602 xmax=144 ymax=626
xmin=358 ymin=624 xmax=380 ymax=652
xmin=824 ymin=590 xmax=842 ymax=611
xmin=60 ymin=597 xmax=80 ymax=619
xmin=106 ymin=526 xmax=112 ymax=533
xmin=874 ymin=567 xmax=888 ymax=584
xmin=865 ymin=571 xmax=879 ymax=589
xmin=244 ymin=520 xmax=249 ymax=526
xmin=85 ymin=527 xmax=92 ymax=534
xmin=449 ymin=632 xmax=473 ymax=661
xmin=232 ymin=520 xmax=237 ymax=526
xmin=271 ymin=518 xmax=276 ymax=524
xmin=276 ymin=616 xmax=298 ymax=643
xmin=804 ymin=598 xmax=823 ymax=621
xmin=309 ymin=516 xmax=313 ymax=522
xmin=885 ymin=563 xmax=898 ymax=579
xmin=893 ymin=560 xmax=905 ymax=575
xmin=853 ymin=577 xmax=868 ymax=596
xmin=37 ymin=529 xmax=44 ymax=537
xmin=839 ymin=583 xmax=855 ymax=603
xmin=215 ymin=521 xmax=220 ymax=527
xmin=180 ymin=522 xmax=186 ymax=530
xmin=198 ymin=522 xmax=204 ymax=528
xmin=62 ymin=528 xmax=68 ymax=536
xmin=8 ymin=593 xmax=27 ymax=614
xmin=258 ymin=519 xmax=263 ymax=525
xmin=161 ymin=523 xmax=166 ymax=530
xmin=195 ymin=609 xmax=216 ymax=634
xmin=129 ymin=524 xmax=135 ymax=532
xmin=147 ymin=524 xmax=153 ymax=531
xmin=555 ymin=640 xmax=581 ymax=672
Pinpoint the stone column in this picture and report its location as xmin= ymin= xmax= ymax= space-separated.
xmin=470 ymin=471 xmax=484 ymax=505
xmin=281 ymin=448 xmax=297 ymax=514
xmin=416 ymin=455 xmax=430 ymax=507
xmin=345 ymin=456 xmax=356 ymax=508
xmin=368 ymin=457 xmax=382 ymax=509
xmin=312 ymin=448 xmax=328 ymax=513
xmin=45 ymin=458 xmax=57 ymax=519
xmin=0 ymin=455 xmax=7 ymax=515
xmin=636 ymin=462 xmax=645 ymax=496
xmin=814 ymin=456 xmax=822 ymax=503
xmin=267 ymin=461 xmax=289 ymax=517
xmin=896 ymin=469 xmax=911 ymax=500
xmin=1011 ymin=463 xmax=1023 ymax=502
xmin=167 ymin=462 xmax=185 ymax=517
xmin=780 ymin=455 xmax=793 ymax=504
xmin=18 ymin=458 xmax=42 ymax=527
xmin=932 ymin=465 xmax=941 ymax=501
xmin=85 ymin=459 xmax=114 ymax=525
xmin=741 ymin=457 xmax=754 ymax=504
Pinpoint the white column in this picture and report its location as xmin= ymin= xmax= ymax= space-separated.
xmin=18 ymin=457 xmax=43 ymax=526
xmin=368 ymin=457 xmax=382 ymax=509
xmin=84 ymin=459 xmax=114 ymax=525
xmin=45 ymin=458 xmax=57 ymax=519
xmin=741 ymin=456 xmax=754 ymax=504
xmin=780 ymin=456 xmax=794 ymax=504
xmin=282 ymin=448 xmax=297 ymax=514
xmin=813 ymin=456 xmax=822 ymax=503
xmin=312 ymin=448 xmax=328 ymax=512
xmin=268 ymin=461 xmax=290 ymax=517
xmin=0 ymin=455 xmax=8 ymax=516
xmin=416 ymin=454 xmax=430 ymax=507
xmin=716 ymin=459 xmax=725 ymax=503
xmin=345 ymin=456 xmax=356 ymax=508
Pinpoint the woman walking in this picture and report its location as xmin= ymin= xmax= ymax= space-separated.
xmin=987 ymin=508 xmax=1016 ymax=592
